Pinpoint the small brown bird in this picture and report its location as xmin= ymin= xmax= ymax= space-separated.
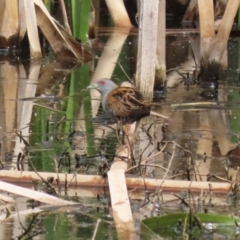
xmin=87 ymin=78 xmax=151 ymax=124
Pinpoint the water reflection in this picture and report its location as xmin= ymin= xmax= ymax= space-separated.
xmin=1 ymin=29 xmax=240 ymax=238
xmin=0 ymin=197 xmax=116 ymax=239
xmin=0 ymin=31 xmax=239 ymax=177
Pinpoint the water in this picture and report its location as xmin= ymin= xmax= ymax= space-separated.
xmin=1 ymin=29 xmax=240 ymax=239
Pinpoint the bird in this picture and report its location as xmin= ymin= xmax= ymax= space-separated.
xmin=87 ymin=78 xmax=167 ymax=124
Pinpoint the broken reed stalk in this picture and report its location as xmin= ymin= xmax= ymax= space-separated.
xmin=59 ymin=0 xmax=72 ymax=35
xmin=0 ymin=0 xmax=19 ymax=47
xmin=1 ymin=0 xmax=91 ymax=60
xmin=155 ymin=0 xmax=166 ymax=83
xmin=198 ymin=0 xmax=215 ymax=63
xmin=105 ymin=0 xmax=132 ymax=27
xmin=209 ymin=0 xmax=240 ymax=63
xmin=182 ymin=0 xmax=198 ymax=21
xmin=136 ymin=0 xmax=159 ymax=97
xmin=23 ymin=0 xmax=42 ymax=58
xmin=107 ymin=120 xmax=137 ymax=239
xmin=0 ymin=180 xmax=78 ymax=206
xmin=0 ymin=170 xmax=232 ymax=192
xmin=199 ymin=0 xmax=240 ymax=81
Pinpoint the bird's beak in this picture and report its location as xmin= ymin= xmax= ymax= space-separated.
xmin=87 ymin=83 xmax=98 ymax=89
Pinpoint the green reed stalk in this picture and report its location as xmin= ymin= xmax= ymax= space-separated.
xmin=71 ymin=0 xmax=91 ymax=41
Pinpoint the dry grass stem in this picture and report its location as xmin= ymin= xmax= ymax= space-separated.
xmin=0 ymin=181 xmax=77 ymax=206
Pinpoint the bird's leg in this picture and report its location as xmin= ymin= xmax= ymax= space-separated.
xmin=116 ymin=121 xmax=125 ymax=145
xmin=120 ymin=122 xmax=125 ymax=146
xmin=122 ymin=122 xmax=139 ymax=166
xmin=114 ymin=121 xmax=136 ymax=166
xmin=114 ymin=121 xmax=123 ymax=146
xmin=124 ymin=132 xmax=136 ymax=166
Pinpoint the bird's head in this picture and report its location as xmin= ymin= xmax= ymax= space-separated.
xmin=87 ymin=78 xmax=118 ymax=95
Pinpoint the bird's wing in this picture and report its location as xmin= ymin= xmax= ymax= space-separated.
xmin=107 ymin=87 xmax=150 ymax=118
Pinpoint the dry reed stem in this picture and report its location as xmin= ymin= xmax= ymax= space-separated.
xmin=155 ymin=0 xmax=166 ymax=82
xmin=136 ymin=0 xmax=159 ymax=97
xmin=23 ymin=0 xmax=42 ymax=57
xmin=107 ymin=121 xmax=137 ymax=239
xmin=182 ymin=0 xmax=198 ymax=21
xmin=0 ymin=170 xmax=232 ymax=192
xmin=0 ymin=181 xmax=78 ymax=206
xmin=198 ymin=0 xmax=215 ymax=61
xmin=105 ymin=0 xmax=132 ymax=27
xmin=209 ymin=0 xmax=240 ymax=63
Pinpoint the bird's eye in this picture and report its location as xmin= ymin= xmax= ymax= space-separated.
xmin=100 ymin=80 xmax=105 ymax=85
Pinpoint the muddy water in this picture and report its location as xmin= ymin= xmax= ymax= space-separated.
xmin=0 ymin=31 xmax=240 ymax=239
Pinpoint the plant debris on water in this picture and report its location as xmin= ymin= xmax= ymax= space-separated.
xmin=0 ymin=0 xmax=240 ymax=239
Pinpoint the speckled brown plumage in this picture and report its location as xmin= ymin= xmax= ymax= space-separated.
xmin=87 ymin=79 xmax=151 ymax=124
xmin=106 ymin=86 xmax=151 ymax=124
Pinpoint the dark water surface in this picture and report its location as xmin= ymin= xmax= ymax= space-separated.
xmin=0 ymin=29 xmax=240 ymax=239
